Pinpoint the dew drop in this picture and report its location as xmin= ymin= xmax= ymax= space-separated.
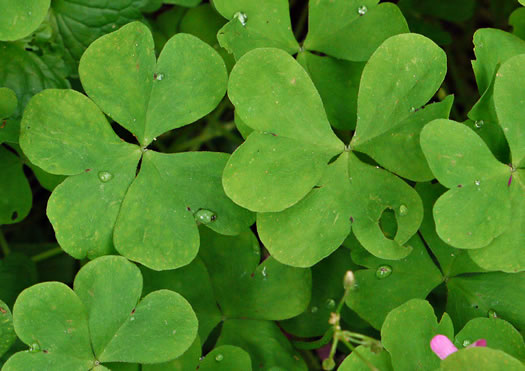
xmin=488 ymin=309 xmax=498 ymax=318
xmin=215 ymin=354 xmax=224 ymax=362
xmin=463 ymin=339 xmax=471 ymax=347
xmin=261 ymin=266 xmax=267 ymax=278
xmin=357 ymin=5 xmax=368 ymax=16
xmin=474 ymin=120 xmax=484 ymax=129
xmin=410 ymin=107 xmax=416 ymax=113
xmin=234 ymin=11 xmax=248 ymax=26
xmin=194 ymin=209 xmax=216 ymax=224
xmin=130 ymin=316 xmax=135 ymax=321
xmin=98 ymin=171 xmax=113 ymax=183
xmin=399 ymin=204 xmax=408 ymax=216
xmin=475 ymin=180 xmax=481 ymax=186
xmin=29 ymin=343 xmax=40 ymax=352
xmin=155 ymin=73 xmax=165 ymax=81
xmin=375 ymin=265 xmax=393 ymax=279
xmin=325 ymin=299 xmax=336 ymax=309
xmin=311 ymin=306 xmax=318 ymax=313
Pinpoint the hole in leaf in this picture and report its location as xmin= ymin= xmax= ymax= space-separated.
xmin=379 ymin=208 xmax=397 ymax=239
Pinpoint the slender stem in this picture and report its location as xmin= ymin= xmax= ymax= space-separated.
xmin=0 ymin=230 xmax=10 ymax=256
xmin=32 ymin=247 xmax=64 ymax=263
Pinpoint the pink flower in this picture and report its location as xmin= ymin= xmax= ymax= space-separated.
xmin=430 ymin=334 xmax=487 ymax=360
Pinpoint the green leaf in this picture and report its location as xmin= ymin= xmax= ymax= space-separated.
xmin=141 ymin=257 xmax=222 ymax=342
xmin=258 ymin=153 xmax=352 ymax=267
xmin=0 ymin=0 xmax=51 ymax=41
xmin=493 ymin=54 xmax=525 ymax=168
xmin=74 ymin=256 xmax=198 ymax=364
xmin=142 ymin=337 xmax=201 ymax=371
xmin=304 ymin=0 xmax=409 ymax=61
xmin=165 ymin=0 xmax=201 ymax=6
xmin=510 ymin=8 xmax=525 ymax=41
xmin=9 ymin=282 xmax=94 ymax=370
xmin=421 ymin=119 xmax=511 ymax=249
xmin=467 ymin=171 xmax=525 ymax=272
xmin=52 ymin=0 xmax=145 ymax=64
xmin=280 ymin=247 xmax=359 ymax=337
xmin=0 ymin=300 xmax=16 ymax=358
xmin=351 ymin=33 xmax=449 ymax=181
xmin=223 ymin=132 xmax=333 ymax=213
xmin=446 ymin=272 xmax=525 ymax=333
xmin=179 ymin=4 xmax=234 ymax=71
xmin=115 ymin=151 xmax=254 ymax=270
xmin=347 ymin=153 xmax=422 ymax=260
xmin=199 ymin=227 xmax=311 ymax=320
xmin=223 ymin=47 xmax=343 ymax=213
xmin=217 ymin=319 xmax=307 ymax=370
xmin=415 ymin=182 xmax=487 ymax=277
xmin=0 ymin=88 xmax=17 ymax=119
xmin=0 ymin=146 xmax=32 ymax=225
xmin=382 ymin=299 xmax=454 ymax=371
xmin=79 ymin=21 xmax=227 ymax=146
xmin=0 ymin=253 xmax=38 ymax=307
xmin=345 ymin=233 xmax=443 ymax=329
xmin=339 ymin=346 xmax=393 ymax=371
xmin=471 ymin=29 xmax=525 ymax=95
xmin=198 ymin=345 xmax=252 ymax=371
xmin=214 ymin=0 xmax=299 ymax=60
xmin=441 ymin=347 xmax=525 ymax=371
xmin=454 ymin=318 xmax=525 ymax=361
xmin=296 ymin=52 xmax=365 ymax=131
xmin=0 ymin=43 xmax=70 ymax=144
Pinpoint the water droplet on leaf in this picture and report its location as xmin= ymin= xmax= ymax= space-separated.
xmin=130 ymin=316 xmax=135 ymax=321
xmin=98 ymin=171 xmax=113 ymax=183
xmin=215 ymin=354 xmax=224 ymax=362
xmin=399 ymin=204 xmax=408 ymax=216
xmin=463 ymin=339 xmax=471 ymax=347
xmin=475 ymin=180 xmax=481 ymax=186
xmin=357 ymin=5 xmax=368 ymax=16
xmin=488 ymin=309 xmax=498 ymax=318
xmin=261 ymin=266 xmax=267 ymax=278
xmin=194 ymin=209 xmax=216 ymax=224
xmin=155 ymin=73 xmax=164 ymax=81
xmin=410 ymin=107 xmax=416 ymax=113
xmin=325 ymin=299 xmax=336 ymax=309
xmin=234 ymin=11 xmax=248 ymax=26
xmin=475 ymin=120 xmax=484 ymax=129
xmin=29 ymin=343 xmax=40 ymax=352
xmin=375 ymin=265 xmax=392 ymax=279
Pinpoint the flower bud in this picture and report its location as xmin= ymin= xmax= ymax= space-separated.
xmin=343 ymin=270 xmax=355 ymax=290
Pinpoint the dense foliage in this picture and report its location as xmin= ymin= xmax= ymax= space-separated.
xmin=1 ymin=0 xmax=525 ymax=370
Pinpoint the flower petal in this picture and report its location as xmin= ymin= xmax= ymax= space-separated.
xmin=430 ymin=334 xmax=458 ymax=360
xmin=468 ymin=339 xmax=487 ymax=348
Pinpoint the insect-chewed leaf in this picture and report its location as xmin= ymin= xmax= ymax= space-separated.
xmin=304 ymin=0 xmax=408 ymax=62
xmin=79 ymin=21 xmax=227 ymax=146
